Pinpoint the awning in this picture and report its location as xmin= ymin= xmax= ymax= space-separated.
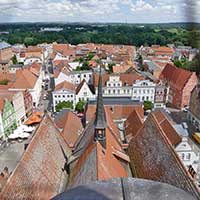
xmin=25 ymin=115 xmax=42 ymax=125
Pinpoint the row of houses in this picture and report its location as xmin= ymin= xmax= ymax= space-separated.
xmin=0 ymin=90 xmax=33 ymax=139
xmin=1 ymin=70 xmax=199 ymax=199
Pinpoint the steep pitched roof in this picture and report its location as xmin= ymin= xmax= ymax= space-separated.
xmin=11 ymin=69 xmax=38 ymax=89
xmin=55 ymin=81 xmax=75 ymax=92
xmin=128 ymin=112 xmax=200 ymax=199
xmin=153 ymin=111 xmax=181 ymax=146
xmin=0 ymin=115 xmax=71 ymax=200
xmin=68 ymin=107 xmax=129 ymax=188
xmin=61 ymin=112 xmax=83 ymax=149
xmin=75 ymin=79 xmax=86 ymax=94
xmin=125 ymin=110 xmax=143 ymax=143
xmin=160 ymin=63 xmax=194 ymax=90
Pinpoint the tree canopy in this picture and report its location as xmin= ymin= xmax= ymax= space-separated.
xmin=75 ymin=101 xmax=85 ymax=113
xmin=55 ymin=101 xmax=73 ymax=112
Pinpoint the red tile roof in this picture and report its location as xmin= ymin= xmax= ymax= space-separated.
xmin=61 ymin=112 xmax=83 ymax=149
xmin=112 ymin=65 xmax=132 ymax=74
xmin=68 ymin=107 xmax=129 ymax=187
xmin=0 ymin=114 xmax=71 ymax=200
xmin=160 ymin=63 xmax=194 ymax=90
xmin=11 ymin=69 xmax=38 ymax=89
xmin=55 ymin=80 xmax=75 ymax=91
xmin=153 ymin=111 xmax=181 ymax=146
xmin=128 ymin=112 xmax=200 ymax=199
xmin=125 ymin=110 xmax=143 ymax=143
xmin=94 ymin=73 xmax=144 ymax=87
xmin=86 ymin=105 xmax=144 ymax=123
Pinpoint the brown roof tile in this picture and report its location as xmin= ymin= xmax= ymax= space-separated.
xmin=128 ymin=112 xmax=200 ymax=199
xmin=125 ymin=110 xmax=143 ymax=143
xmin=61 ymin=112 xmax=83 ymax=149
xmin=160 ymin=63 xmax=194 ymax=90
xmin=55 ymin=80 xmax=75 ymax=91
xmin=94 ymin=73 xmax=144 ymax=87
xmin=0 ymin=114 xmax=71 ymax=200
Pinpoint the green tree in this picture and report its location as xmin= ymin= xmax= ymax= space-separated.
xmin=0 ymin=79 xmax=9 ymax=85
xmin=75 ymin=101 xmax=85 ymax=113
xmin=137 ymin=54 xmax=144 ymax=70
xmin=55 ymin=101 xmax=73 ymax=112
xmin=143 ymin=101 xmax=153 ymax=111
xmin=106 ymin=63 xmax=114 ymax=74
xmin=86 ymin=53 xmax=94 ymax=61
xmin=12 ymin=55 xmax=18 ymax=64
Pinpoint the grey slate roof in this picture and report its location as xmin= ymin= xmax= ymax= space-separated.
xmin=94 ymin=69 xmax=107 ymax=129
xmin=0 ymin=41 xmax=11 ymax=50
xmin=53 ymin=178 xmax=196 ymax=200
xmin=89 ymin=97 xmax=142 ymax=106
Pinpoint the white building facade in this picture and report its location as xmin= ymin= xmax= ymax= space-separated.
xmin=12 ymin=92 xmax=26 ymax=126
xmin=76 ymin=80 xmax=95 ymax=103
xmin=96 ymin=76 xmax=156 ymax=104
xmin=175 ymin=137 xmax=199 ymax=173
xmin=55 ymin=70 xmax=93 ymax=86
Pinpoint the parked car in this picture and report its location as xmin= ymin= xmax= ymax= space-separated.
xmin=192 ymin=132 xmax=200 ymax=144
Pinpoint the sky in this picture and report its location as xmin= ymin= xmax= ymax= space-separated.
xmin=0 ymin=0 xmax=199 ymax=23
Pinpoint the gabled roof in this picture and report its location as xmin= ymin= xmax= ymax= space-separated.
xmin=68 ymin=107 xmax=129 ymax=188
xmin=55 ymin=81 xmax=75 ymax=92
xmin=128 ymin=112 xmax=200 ymax=199
xmin=61 ymin=112 xmax=83 ymax=149
xmin=125 ymin=110 xmax=143 ymax=143
xmin=75 ymin=79 xmax=86 ymax=94
xmin=0 ymin=114 xmax=71 ymax=200
xmin=94 ymin=73 xmax=144 ymax=87
xmin=11 ymin=69 xmax=38 ymax=89
xmin=160 ymin=63 xmax=194 ymax=90
xmin=153 ymin=111 xmax=181 ymax=146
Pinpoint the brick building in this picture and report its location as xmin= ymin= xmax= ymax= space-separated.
xmin=160 ymin=64 xmax=198 ymax=109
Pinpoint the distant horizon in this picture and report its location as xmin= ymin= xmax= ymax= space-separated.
xmin=0 ymin=0 xmax=199 ymax=24
xmin=0 ymin=21 xmax=200 ymax=25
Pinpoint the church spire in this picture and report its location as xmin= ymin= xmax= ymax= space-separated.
xmin=94 ymin=66 xmax=107 ymax=142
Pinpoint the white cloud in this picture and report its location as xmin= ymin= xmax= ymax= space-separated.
xmin=0 ymin=0 xmax=199 ymax=23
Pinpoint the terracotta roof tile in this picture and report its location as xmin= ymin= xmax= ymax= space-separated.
xmin=11 ymin=69 xmax=38 ymax=89
xmin=55 ymin=80 xmax=75 ymax=91
xmin=125 ymin=110 xmax=143 ymax=143
xmin=153 ymin=111 xmax=181 ymax=146
xmin=128 ymin=112 xmax=200 ymax=199
xmin=112 ymin=65 xmax=131 ymax=74
xmin=94 ymin=73 xmax=144 ymax=87
xmin=68 ymin=107 xmax=129 ymax=187
xmin=0 ymin=115 xmax=71 ymax=200
xmin=61 ymin=112 xmax=83 ymax=149
xmin=160 ymin=63 xmax=194 ymax=90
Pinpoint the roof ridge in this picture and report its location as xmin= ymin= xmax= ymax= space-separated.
xmin=151 ymin=113 xmax=200 ymax=198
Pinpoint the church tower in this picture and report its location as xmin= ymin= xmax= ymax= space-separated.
xmin=94 ymin=67 xmax=107 ymax=143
